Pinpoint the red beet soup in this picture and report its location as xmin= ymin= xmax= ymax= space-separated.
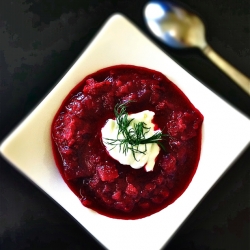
xmin=51 ymin=65 xmax=203 ymax=219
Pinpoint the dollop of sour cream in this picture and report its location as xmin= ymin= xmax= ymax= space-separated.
xmin=101 ymin=110 xmax=161 ymax=172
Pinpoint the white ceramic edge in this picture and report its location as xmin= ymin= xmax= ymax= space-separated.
xmin=1 ymin=14 xmax=250 ymax=250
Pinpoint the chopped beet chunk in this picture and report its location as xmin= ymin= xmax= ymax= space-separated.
xmin=97 ymin=165 xmax=119 ymax=182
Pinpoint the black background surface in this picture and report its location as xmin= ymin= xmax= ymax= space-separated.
xmin=0 ymin=0 xmax=249 ymax=249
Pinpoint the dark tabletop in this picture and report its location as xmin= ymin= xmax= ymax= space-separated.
xmin=0 ymin=0 xmax=249 ymax=250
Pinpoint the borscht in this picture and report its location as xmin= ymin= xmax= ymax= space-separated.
xmin=51 ymin=65 xmax=203 ymax=219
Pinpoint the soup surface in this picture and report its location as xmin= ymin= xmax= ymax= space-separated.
xmin=51 ymin=65 xmax=203 ymax=219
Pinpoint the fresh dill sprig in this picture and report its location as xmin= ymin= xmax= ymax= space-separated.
xmin=104 ymin=101 xmax=167 ymax=161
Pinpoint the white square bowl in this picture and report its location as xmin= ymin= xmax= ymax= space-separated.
xmin=1 ymin=14 xmax=249 ymax=250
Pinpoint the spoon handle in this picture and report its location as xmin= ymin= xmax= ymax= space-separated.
xmin=202 ymin=45 xmax=250 ymax=95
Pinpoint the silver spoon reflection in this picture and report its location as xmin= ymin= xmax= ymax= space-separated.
xmin=144 ymin=1 xmax=250 ymax=95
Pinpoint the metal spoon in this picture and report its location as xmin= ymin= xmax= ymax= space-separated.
xmin=144 ymin=1 xmax=250 ymax=95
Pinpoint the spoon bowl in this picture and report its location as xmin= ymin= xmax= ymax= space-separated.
xmin=144 ymin=1 xmax=250 ymax=95
xmin=144 ymin=2 xmax=207 ymax=49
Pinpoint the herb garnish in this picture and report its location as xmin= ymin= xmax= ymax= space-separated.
xmin=104 ymin=101 xmax=167 ymax=161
